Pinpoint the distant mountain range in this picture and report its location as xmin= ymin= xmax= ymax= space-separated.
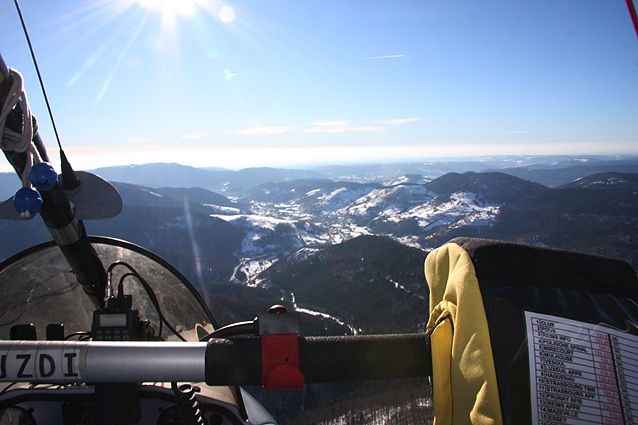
xmin=90 ymin=163 xmax=325 ymax=195
xmin=78 ymin=155 xmax=638 ymax=194
xmin=493 ymin=159 xmax=638 ymax=187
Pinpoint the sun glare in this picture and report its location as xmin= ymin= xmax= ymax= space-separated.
xmin=138 ymin=0 xmax=196 ymax=18
xmin=218 ymin=5 xmax=235 ymax=23
xmin=135 ymin=0 xmax=236 ymax=30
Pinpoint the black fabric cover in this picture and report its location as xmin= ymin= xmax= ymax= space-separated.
xmin=448 ymin=237 xmax=638 ymax=425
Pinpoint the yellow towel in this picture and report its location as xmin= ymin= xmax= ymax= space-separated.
xmin=425 ymin=242 xmax=503 ymax=425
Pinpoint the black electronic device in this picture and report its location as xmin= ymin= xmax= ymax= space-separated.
xmin=91 ymin=295 xmax=145 ymax=342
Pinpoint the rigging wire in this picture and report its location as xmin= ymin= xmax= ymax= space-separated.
xmin=120 ymin=272 xmax=187 ymax=342
xmin=117 ymin=271 xmax=164 ymax=339
xmin=110 ymin=262 xmax=187 ymax=342
xmin=12 ymin=0 xmax=63 ymax=151
xmin=627 ymin=0 xmax=638 ymax=38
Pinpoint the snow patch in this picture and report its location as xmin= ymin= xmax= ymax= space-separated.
xmin=203 ymin=204 xmax=240 ymax=215
xmin=396 ymin=236 xmax=423 ymax=249
xmin=385 ymin=175 xmax=427 ymax=186
xmin=387 ymin=191 xmax=499 ymax=229
xmin=388 ymin=277 xmax=425 ymax=301
xmin=291 ymin=292 xmax=360 ymax=335
xmin=389 ymin=176 xmax=410 ymax=185
xmin=287 ymin=247 xmax=320 ymax=264
xmin=231 ymin=258 xmax=276 ymax=286
xmin=341 ymin=185 xmax=434 ymax=217
xmin=319 ymin=187 xmax=347 ymax=202
xmin=586 ymin=177 xmax=625 ymax=187
xmin=210 ymin=214 xmax=295 ymax=230
xmin=316 ymin=187 xmax=374 ymax=211
xmin=140 ymin=188 xmax=163 ymax=198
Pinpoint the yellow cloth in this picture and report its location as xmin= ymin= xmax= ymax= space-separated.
xmin=425 ymin=242 xmax=503 ymax=425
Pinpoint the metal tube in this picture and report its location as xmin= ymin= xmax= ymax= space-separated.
xmin=0 ymin=341 xmax=207 ymax=384
xmin=0 ymin=334 xmax=432 ymax=386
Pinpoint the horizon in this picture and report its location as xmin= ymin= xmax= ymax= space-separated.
xmin=0 ymin=143 xmax=637 ymax=173
xmin=1 ymin=152 xmax=637 ymax=174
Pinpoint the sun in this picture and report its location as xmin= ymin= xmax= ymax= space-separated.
xmin=138 ymin=0 xmax=196 ymax=19
xmin=136 ymin=0 xmax=235 ymax=29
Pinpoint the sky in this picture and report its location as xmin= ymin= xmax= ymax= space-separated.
xmin=0 ymin=0 xmax=637 ymax=171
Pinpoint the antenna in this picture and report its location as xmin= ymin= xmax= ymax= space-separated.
xmin=13 ymin=0 xmax=62 ymax=151
xmin=13 ymin=0 xmax=80 ymax=189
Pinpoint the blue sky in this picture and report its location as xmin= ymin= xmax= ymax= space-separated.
xmin=1 ymin=0 xmax=637 ymax=170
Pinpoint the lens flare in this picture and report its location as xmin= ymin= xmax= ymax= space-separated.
xmin=218 ymin=5 xmax=235 ymax=23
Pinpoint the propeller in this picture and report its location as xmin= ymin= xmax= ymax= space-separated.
xmin=0 ymin=170 xmax=122 ymax=220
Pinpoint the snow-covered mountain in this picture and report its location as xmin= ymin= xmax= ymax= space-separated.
xmin=204 ymin=172 xmax=544 ymax=284
xmin=201 ymin=170 xmax=638 ymax=286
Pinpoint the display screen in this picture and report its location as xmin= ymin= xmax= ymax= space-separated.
xmin=98 ymin=313 xmax=127 ymax=328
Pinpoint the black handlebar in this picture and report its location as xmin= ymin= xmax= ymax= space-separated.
xmin=205 ymin=333 xmax=431 ymax=385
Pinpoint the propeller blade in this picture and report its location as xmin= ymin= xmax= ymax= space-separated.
xmin=68 ymin=171 xmax=122 ymax=220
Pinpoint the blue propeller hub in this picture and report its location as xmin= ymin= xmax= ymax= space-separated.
xmin=29 ymin=162 xmax=58 ymax=191
xmin=13 ymin=187 xmax=43 ymax=216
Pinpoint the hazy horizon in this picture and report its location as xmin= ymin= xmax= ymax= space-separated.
xmin=2 ymin=151 xmax=637 ymax=174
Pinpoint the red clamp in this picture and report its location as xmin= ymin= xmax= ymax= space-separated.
xmin=261 ymin=333 xmax=305 ymax=389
